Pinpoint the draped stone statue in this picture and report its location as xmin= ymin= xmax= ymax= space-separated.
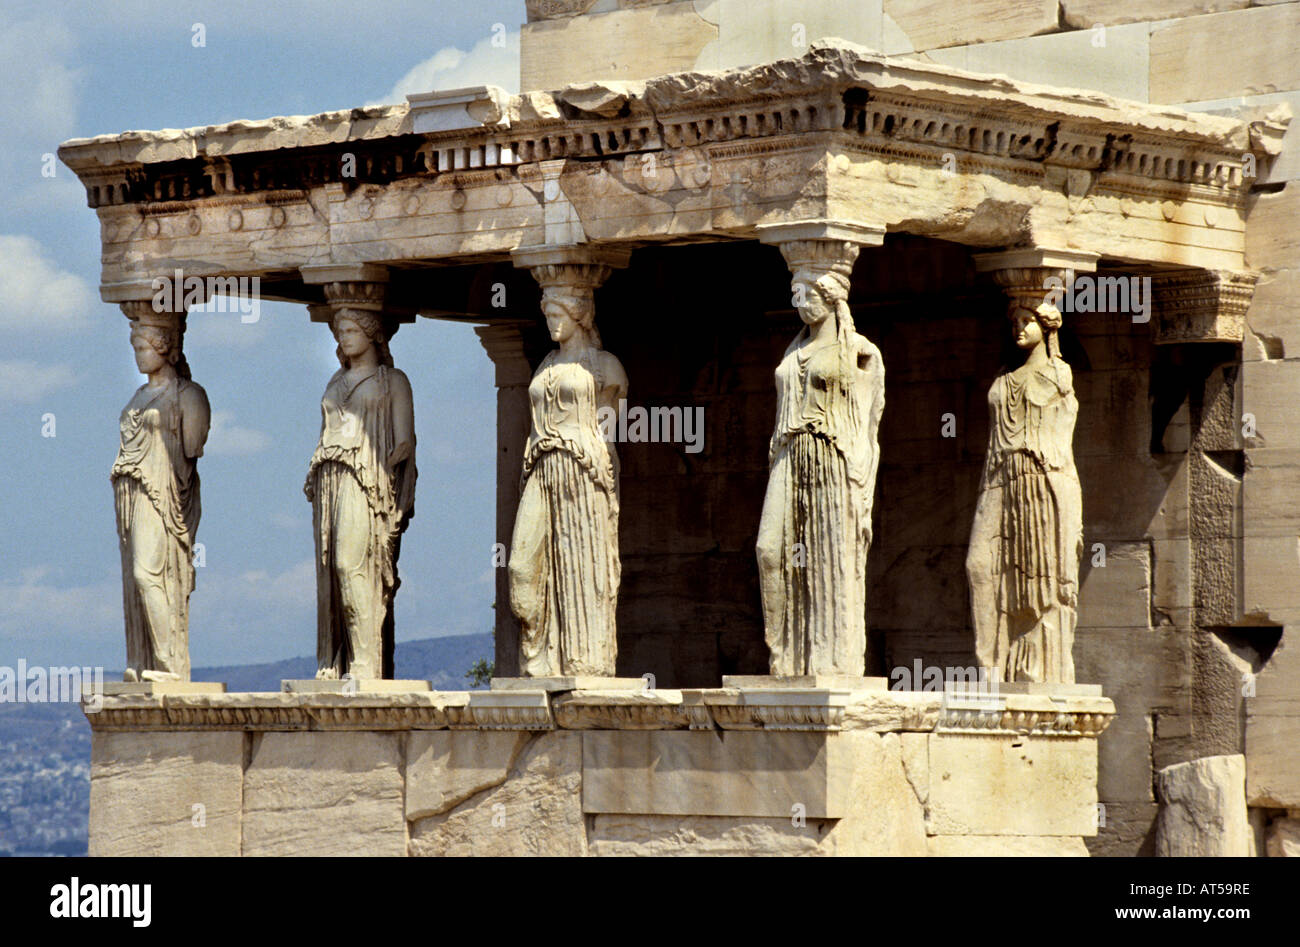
xmin=112 ymin=311 xmax=210 ymax=682
xmin=967 ymin=299 xmax=1082 ymax=684
xmin=508 ymin=276 xmax=627 ymax=677
xmin=756 ymin=239 xmax=885 ymax=677
xmin=305 ymin=307 xmax=416 ymax=680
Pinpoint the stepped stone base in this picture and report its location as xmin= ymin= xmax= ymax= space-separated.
xmin=83 ymin=682 xmax=1114 ymax=857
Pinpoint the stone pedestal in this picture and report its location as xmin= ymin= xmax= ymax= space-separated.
xmin=97 ymin=682 xmax=227 ymax=697
xmin=490 ymin=676 xmax=645 ymax=693
xmin=83 ymin=684 xmax=1114 ymax=856
xmin=723 ymin=675 xmax=890 ymax=691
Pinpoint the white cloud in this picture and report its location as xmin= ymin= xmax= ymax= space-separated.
xmin=0 ymin=359 xmax=77 ymax=402
xmin=0 ymin=12 xmax=86 ymax=213
xmin=270 ymin=511 xmax=306 ymax=531
xmin=186 ymin=310 xmax=270 ymax=350
xmin=0 ymin=234 xmax=96 ymax=332
xmin=0 ymin=568 xmax=119 ymax=638
xmin=205 ymin=558 xmax=316 ymax=608
xmin=204 ymin=409 xmax=272 ymax=456
xmin=368 ymin=30 xmax=521 ymax=106
xmin=0 ymin=15 xmax=81 ymax=144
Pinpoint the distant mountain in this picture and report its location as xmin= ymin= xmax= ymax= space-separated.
xmin=0 ymin=633 xmax=494 ymax=857
xmin=196 ymin=633 xmax=494 ymax=691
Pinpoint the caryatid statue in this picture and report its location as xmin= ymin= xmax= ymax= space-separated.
xmin=305 ymin=298 xmax=416 ymax=681
xmin=508 ymin=254 xmax=628 ymax=677
xmin=756 ymin=237 xmax=885 ymax=677
xmin=967 ymin=266 xmax=1083 ymax=684
xmin=111 ymin=303 xmax=210 ymax=682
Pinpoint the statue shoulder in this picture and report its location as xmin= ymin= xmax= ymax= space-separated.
xmin=852 ymin=332 xmax=881 ymax=358
xmin=597 ymin=349 xmax=628 ymax=391
xmin=384 ymin=365 xmax=413 ymax=391
xmin=851 ymin=333 xmax=884 ymax=376
xmin=178 ymin=379 xmax=210 ymax=414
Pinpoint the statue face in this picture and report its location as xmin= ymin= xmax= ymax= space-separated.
xmin=1013 ymin=308 xmax=1044 ymax=350
xmin=335 ymin=316 xmax=374 ymax=361
xmin=795 ymin=280 xmax=833 ymax=326
xmin=542 ymin=298 xmax=582 ymax=344
xmin=132 ymin=333 xmax=167 ymax=375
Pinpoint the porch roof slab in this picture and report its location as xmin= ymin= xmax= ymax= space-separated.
xmin=59 ymin=39 xmax=1288 ymax=297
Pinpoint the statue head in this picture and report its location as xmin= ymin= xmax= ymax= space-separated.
xmin=129 ymin=321 xmax=190 ymax=381
xmin=1012 ymin=300 xmax=1063 ymax=358
xmin=793 ymin=269 xmax=851 ymax=329
xmin=332 ymin=307 xmax=392 ymax=368
xmin=541 ymin=286 xmax=600 ymax=348
xmin=790 ymin=261 xmax=855 ymax=357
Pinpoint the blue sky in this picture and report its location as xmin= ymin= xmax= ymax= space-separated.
xmin=1 ymin=0 xmax=527 ymax=670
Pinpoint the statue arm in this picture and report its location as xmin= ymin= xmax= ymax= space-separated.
xmin=597 ymin=351 xmax=627 ymax=493
xmin=180 ymin=383 xmax=211 ymax=460
xmin=599 ymin=351 xmax=629 ymax=405
xmin=387 ymin=369 xmax=416 ymax=468
xmin=857 ymin=337 xmax=886 ymax=529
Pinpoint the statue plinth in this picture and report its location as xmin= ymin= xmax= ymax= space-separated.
xmin=722 ymin=675 xmax=890 ymax=691
xmin=94 ymin=681 xmax=227 ymax=698
xmin=489 ymin=676 xmax=645 ymax=693
xmin=280 ymin=679 xmax=431 ymax=694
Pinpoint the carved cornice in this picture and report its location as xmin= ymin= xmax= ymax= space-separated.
xmin=447 ymin=691 xmax=555 ymax=730
xmin=82 ymin=687 xmax=1115 ymax=735
xmin=59 ymin=42 xmax=1279 ymax=219
xmin=526 ymin=0 xmax=598 ymax=20
xmin=552 ymin=691 xmax=692 ymax=729
xmin=1152 ymin=269 xmax=1258 ymax=345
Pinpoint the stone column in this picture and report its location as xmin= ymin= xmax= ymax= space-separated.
xmin=753 ymin=220 xmax=886 ymax=679
xmin=102 ymin=279 xmax=213 ymax=688
xmin=969 ymin=249 xmax=1098 ymax=685
xmin=474 ymin=321 xmax=535 ymax=678
xmin=507 ymin=244 xmax=630 ymax=680
xmin=300 ymin=264 xmax=413 ymax=682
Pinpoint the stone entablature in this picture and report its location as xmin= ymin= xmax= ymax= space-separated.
xmin=60 ymin=42 xmax=1286 ymax=297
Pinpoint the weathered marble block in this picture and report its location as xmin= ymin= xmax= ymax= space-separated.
xmin=84 ymin=685 xmax=1114 ymax=856
xmin=242 ymin=732 xmax=406 ymax=857
xmin=89 ymin=730 xmax=242 ymax=857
